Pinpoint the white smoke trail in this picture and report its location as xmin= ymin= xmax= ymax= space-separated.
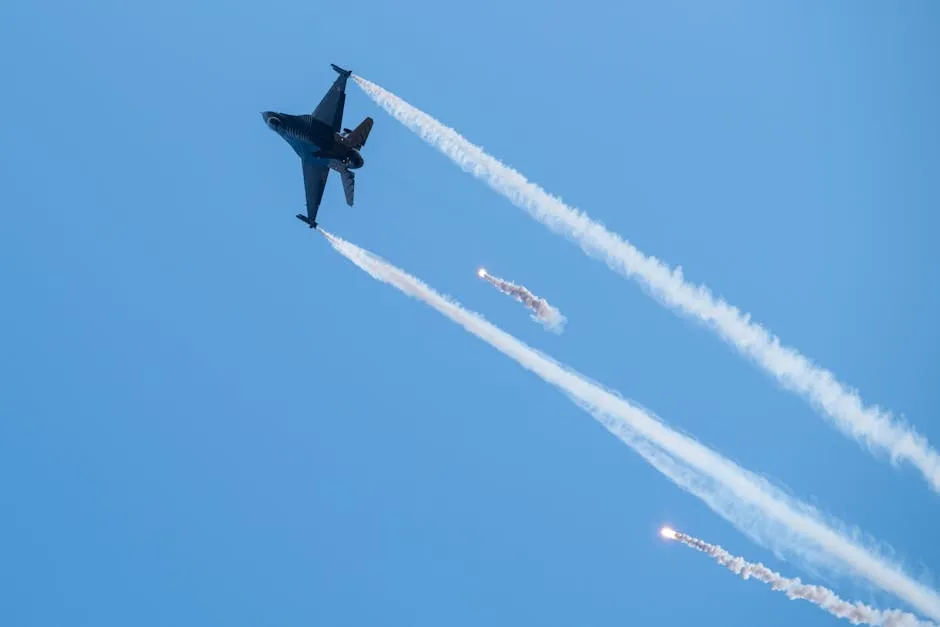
xmin=662 ymin=527 xmax=935 ymax=627
xmin=320 ymin=229 xmax=940 ymax=622
xmin=351 ymin=75 xmax=940 ymax=494
xmin=478 ymin=267 xmax=566 ymax=333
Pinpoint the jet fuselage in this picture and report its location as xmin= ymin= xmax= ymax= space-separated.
xmin=262 ymin=111 xmax=364 ymax=171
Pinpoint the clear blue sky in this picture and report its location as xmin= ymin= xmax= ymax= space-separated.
xmin=2 ymin=1 xmax=938 ymax=625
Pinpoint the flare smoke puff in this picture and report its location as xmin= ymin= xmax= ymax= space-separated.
xmin=478 ymin=268 xmax=566 ymax=333
xmin=664 ymin=528 xmax=935 ymax=627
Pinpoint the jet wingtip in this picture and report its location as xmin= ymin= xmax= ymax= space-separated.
xmin=296 ymin=213 xmax=317 ymax=229
xmin=330 ymin=63 xmax=352 ymax=77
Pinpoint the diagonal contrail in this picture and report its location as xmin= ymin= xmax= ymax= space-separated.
xmin=351 ymin=75 xmax=940 ymax=494
xmin=661 ymin=526 xmax=935 ymax=627
xmin=320 ymin=229 xmax=940 ymax=622
xmin=478 ymin=267 xmax=566 ymax=333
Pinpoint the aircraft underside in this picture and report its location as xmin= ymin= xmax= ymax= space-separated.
xmin=262 ymin=63 xmax=371 ymax=230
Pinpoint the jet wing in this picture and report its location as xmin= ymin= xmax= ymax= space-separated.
xmin=340 ymin=169 xmax=355 ymax=206
xmin=301 ymin=159 xmax=330 ymax=225
xmin=312 ymin=69 xmax=350 ymax=132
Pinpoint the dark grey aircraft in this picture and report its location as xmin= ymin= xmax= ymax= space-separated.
xmin=262 ymin=64 xmax=373 ymax=229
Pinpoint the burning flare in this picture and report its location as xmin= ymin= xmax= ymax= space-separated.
xmin=476 ymin=266 xmax=566 ymax=333
xmin=663 ymin=526 xmax=934 ymax=626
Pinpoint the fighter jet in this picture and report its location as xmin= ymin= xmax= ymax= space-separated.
xmin=262 ymin=64 xmax=373 ymax=229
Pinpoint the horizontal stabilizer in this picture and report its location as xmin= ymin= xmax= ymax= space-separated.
xmin=343 ymin=117 xmax=374 ymax=150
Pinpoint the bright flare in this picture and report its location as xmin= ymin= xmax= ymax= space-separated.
xmin=477 ymin=266 xmax=566 ymax=333
xmin=660 ymin=527 xmax=678 ymax=540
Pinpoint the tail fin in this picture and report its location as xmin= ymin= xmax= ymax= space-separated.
xmin=330 ymin=64 xmax=352 ymax=77
xmin=343 ymin=117 xmax=374 ymax=150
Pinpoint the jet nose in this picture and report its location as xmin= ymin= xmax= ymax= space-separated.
xmin=262 ymin=111 xmax=281 ymax=129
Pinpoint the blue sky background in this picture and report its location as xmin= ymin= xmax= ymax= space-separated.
xmin=2 ymin=1 xmax=938 ymax=625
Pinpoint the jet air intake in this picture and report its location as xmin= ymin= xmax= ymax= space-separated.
xmin=262 ymin=112 xmax=282 ymax=129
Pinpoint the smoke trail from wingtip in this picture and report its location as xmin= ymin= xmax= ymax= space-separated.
xmin=318 ymin=229 xmax=940 ymax=621
xmin=663 ymin=527 xmax=935 ymax=627
xmin=350 ymin=74 xmax=940 ymax=494
xmin=478 ymin=267 xmax=566 ymax=333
